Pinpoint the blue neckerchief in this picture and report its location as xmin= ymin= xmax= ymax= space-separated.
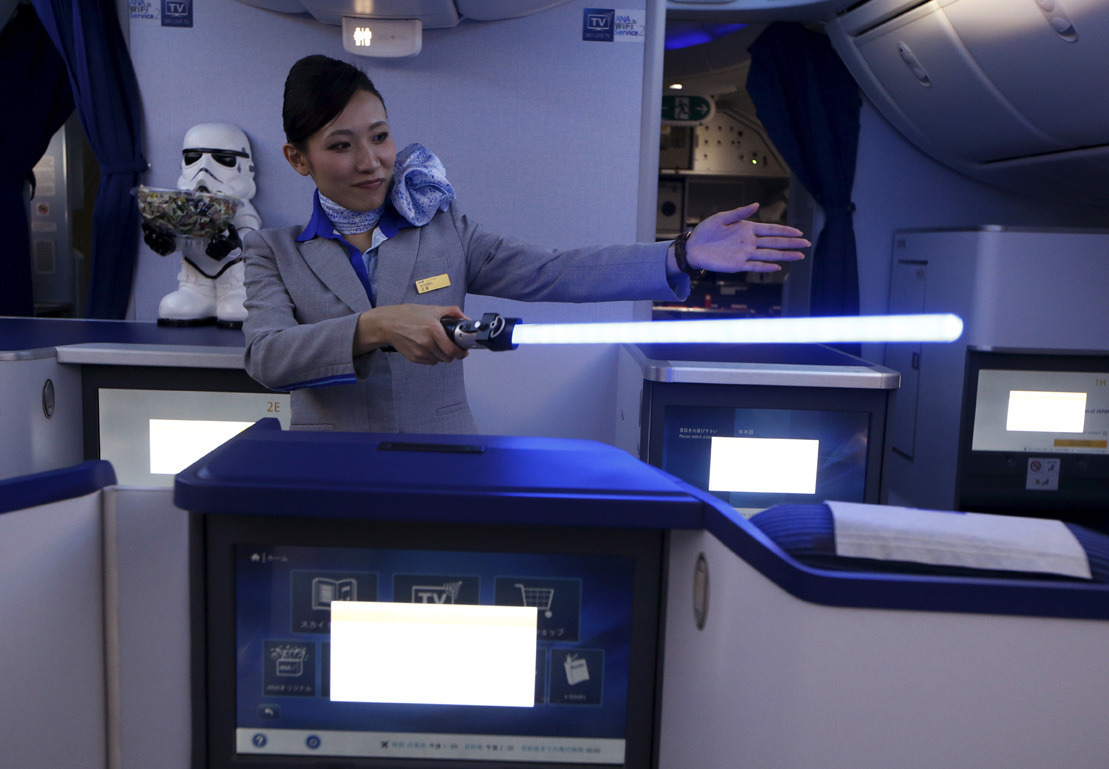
xmin=391 ymin=143 xmax=455 ymax=226
xmin=298 ymin=191 xmax=375 ymax=303
xmin=308 ymin=143 xmax=453 ymax=235
xmin=297 ymin=143 xmax=452 ymax=305
xmin=315 ymin=144 xmax=453 ymax=233
xmin=297 ymin=192 xmax=417 ymax=305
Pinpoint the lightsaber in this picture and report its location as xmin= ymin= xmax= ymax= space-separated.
xmin=441 ymin=312 xmax=963 ymax=351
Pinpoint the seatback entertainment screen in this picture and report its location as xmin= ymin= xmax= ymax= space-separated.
xmin=970 ymin=368 xmax=1109 ymax=456
xmin=81 ymin=364 xmax=288 ymax=487
xmin=197 ymin=516 xmax=664 ymax=769
xmin=660 ymin=405 xmax=870 ymax=517
xmin=956 ymin=347 xmax=1109 ymax=529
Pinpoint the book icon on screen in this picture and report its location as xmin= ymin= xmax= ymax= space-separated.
xmin=564 ymin=654 xmax=590 ymax=686
xmin=312 ymin=577 xmax=357 ymax=610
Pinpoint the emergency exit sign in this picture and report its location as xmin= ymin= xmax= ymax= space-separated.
xmin=662 ymin=94 xmax=714 ymax=125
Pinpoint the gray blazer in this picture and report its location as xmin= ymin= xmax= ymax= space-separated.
xmin=242 ymin=202 xmax=683 ymax=434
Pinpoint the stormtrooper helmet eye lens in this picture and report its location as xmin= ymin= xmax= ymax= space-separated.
xmin=212 ymin=152 xmax=238 ymax=167
xmin=183 ymin=151 xmax=202 ymax=165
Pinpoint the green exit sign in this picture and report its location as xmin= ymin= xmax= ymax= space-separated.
xmin=661 ymin=94 xmax=715 ymax=125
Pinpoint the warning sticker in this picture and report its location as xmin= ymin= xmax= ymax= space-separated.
xmin=1026 ymin=457 xmax=1060 ymax=491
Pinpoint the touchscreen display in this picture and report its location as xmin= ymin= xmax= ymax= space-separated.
xmin=661 ymin=405 xmax=869 ymax=516
xmin=234 ymin=544 xmax=638 ymax=764
xmin=971 ymin=369 xmax=1109 ymax=455
xmin=97 ymin=388 xmax=289 ymax=486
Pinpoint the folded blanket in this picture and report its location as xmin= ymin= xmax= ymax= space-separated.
xmin=749 ymin=503 xmax=1109 ymax=583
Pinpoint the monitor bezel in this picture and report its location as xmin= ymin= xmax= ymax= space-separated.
xmin=80 ymin=363 xmax=278 ymax=463
xmin=191 ymin=513 xmax=666 ymax=769
xmin=956 ymin=346 xmax=1109 ymax=530
xmin=640 ymin=379 xmax=889 ymax=506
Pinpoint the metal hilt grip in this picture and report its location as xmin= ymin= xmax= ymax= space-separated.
xmin=441 ymin=313 xmax=520 ymax=351
xmin=381 ymin=312 xmax=520 ymax=353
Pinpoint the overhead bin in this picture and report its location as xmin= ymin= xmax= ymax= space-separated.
xmin=943 ymin=0 xmax=1109 ymax=150
xmin=665 ymin=0 xmax=855 ymax=22
xmin=851 ymin=3 xmax=1064 ymax=162
xmin=826 ymin=0 xmax=1109 ymax=201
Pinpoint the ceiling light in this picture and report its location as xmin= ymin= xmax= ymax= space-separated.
xmin=342 ymin=17 xmax=422 ymax=57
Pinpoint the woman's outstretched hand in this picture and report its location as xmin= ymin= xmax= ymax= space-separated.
xmin=672 ymin=202 xmax=810 ymax=275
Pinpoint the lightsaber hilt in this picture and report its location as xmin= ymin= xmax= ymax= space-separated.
xmin=441 ymin=312 xmax=520 ymax=351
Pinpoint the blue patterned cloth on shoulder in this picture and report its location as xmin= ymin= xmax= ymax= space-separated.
xmin=390 ymin=143 xmax=455 ymax=227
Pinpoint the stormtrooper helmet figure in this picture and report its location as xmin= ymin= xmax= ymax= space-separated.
xmin=155 ymin=123 xmax=262 ymax=328
xmin=177 ymin=123 xmax=257 ymax=200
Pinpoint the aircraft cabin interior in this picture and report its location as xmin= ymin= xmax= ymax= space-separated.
xmin=4 ymin=1 xmax=1109 ymax=768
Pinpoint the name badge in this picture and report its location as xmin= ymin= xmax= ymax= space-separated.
xmin=415 ymin=274 xmax=451 ymax=294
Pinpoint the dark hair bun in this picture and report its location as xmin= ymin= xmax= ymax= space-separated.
xmin=282 ymin=55 xmax=384 ymax=147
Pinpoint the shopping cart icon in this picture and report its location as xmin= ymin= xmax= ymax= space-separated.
xmin=515 ymin=583 xmax=554 ymax=618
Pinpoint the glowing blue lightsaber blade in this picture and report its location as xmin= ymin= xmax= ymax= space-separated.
xmin=443 ymin=313 xmax=963 ymax=350
xmin=512 ymin=313 xmax=963 ymax=346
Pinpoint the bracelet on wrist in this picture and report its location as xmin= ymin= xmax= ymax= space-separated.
xmin=673 ymin=229 xmax=707 ymax=280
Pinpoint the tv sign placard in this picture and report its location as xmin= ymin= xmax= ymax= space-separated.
xmin=583 ymin=9 xmax=614 ymax=42
xmin=161 ymin=0 xmax=192 ymax=27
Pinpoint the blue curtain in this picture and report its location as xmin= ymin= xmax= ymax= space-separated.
xmin=0 ymin=4 xmax=74 ymax=316
xmin=747 ymin=23 xmax=862 ymax=320
xmin=32 ymin=0 xmax=146 ymax=319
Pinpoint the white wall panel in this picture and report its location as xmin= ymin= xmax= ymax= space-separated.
xmin=1 ymin=492 xmax=107 ymax=769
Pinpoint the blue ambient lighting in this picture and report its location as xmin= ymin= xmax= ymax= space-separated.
xmin=664 ymin=21 xmax=747 ymax=51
